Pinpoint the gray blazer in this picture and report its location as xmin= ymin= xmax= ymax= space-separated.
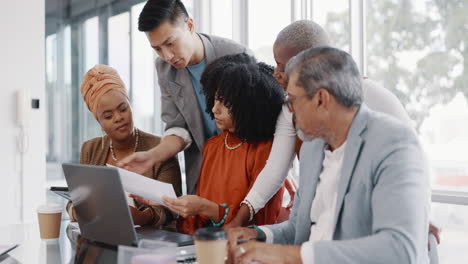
xmin=265 ymin=105 xmax=431 ymax=264
xmin=155 ymin=33 xmax=249 ymax=194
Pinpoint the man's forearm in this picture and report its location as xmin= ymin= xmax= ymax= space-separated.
xmin=149 ymin=135 xmax=186 ymax=163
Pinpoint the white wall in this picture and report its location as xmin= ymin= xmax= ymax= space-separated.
xmin=0 ymin=0 xmax=46 ymax=224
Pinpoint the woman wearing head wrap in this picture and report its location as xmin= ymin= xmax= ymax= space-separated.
xmin=66 ymin=64 xmax=182 ymax=227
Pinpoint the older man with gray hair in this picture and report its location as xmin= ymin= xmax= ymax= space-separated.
xmin=230 ymin=19 xmax=415 ymax=227
xmin=227 ymin=20 xmax=420 ymax=229
xmin=230 ymin=46 xmax=430 ymax=264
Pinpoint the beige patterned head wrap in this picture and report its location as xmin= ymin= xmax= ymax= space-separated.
xmin=80 ymin=64 xmax=128 ymax=119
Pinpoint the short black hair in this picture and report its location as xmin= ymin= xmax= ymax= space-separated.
xmin=138 ymin=0 xmax=189 ymax=32
xmin=201 ymin=53 xmax=284 ymax=143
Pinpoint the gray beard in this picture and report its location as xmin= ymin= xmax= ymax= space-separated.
xmin=296 ymin=128 xmax=315 ymax=142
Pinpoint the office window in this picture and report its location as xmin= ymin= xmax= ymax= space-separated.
xmin=211 ymin=0 xmax=233 ymax=39
xmin=46 ymin=25 xmax=73 ymax=180
xmin=182 ymin=0 xmax=194 ymax=18
xmin=108 ymin=12 xmax=131 ymax=90
xmin=366 ymin=0 xmax=468 ymax=192
xmin=432 ymin=202 xmax=468 ymax=262
xmin=311 ymin=0 xmax=350 ymax=52
xmin=131 ymin=3 xmax=159 ymax=134
xmin=46 ymin=33 xmax=57 ymax=162
xmin=81 ymin=16 xmax=102 ymax=144
xmin=248 ymin=0 xmax=291 ymax=65
xmin=84 ymin=17 xmax=99 ymax=72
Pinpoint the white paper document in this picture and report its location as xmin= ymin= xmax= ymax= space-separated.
xmin=107 ymin=164 xmax=176 ymax=205
xmin=124 ymin=191 xmax=136 ymax=207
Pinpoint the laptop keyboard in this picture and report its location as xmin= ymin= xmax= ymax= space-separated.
xmin=176 ymin=245 xmax=196 ymax=263
xmin=176 ymin=256 xmax=196 ymax=263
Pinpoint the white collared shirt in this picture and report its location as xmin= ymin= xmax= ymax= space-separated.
xmin=300 ymin=141 xmax=347 ymax=263
xmin=163 ymin=127 xmax=193 ymax=150
xmin=260 ymin=141 xmax=348 ymax=249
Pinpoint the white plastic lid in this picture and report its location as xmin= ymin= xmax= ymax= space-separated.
xmin=37 ymin=204 xmax=62 ymax=214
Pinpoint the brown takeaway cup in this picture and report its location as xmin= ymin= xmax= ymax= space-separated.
xmin=37 ymin=204 xmax=62 ymax=240
xmin=193 ymin=227 xmax=228 ymax=264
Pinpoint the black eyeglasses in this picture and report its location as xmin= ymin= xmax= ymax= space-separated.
xmin=284 ymin=93 xmax=310 ymax=112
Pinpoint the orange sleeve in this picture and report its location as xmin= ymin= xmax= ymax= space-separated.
xmin=246 ymin=140 xmax=285 ymax=226
xmin=246 ymin=140 xmax=274 ymax=189
xmin=176 ymin=215 xmax=209 ymax=235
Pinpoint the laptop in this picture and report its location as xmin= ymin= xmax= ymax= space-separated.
xmin=62 ymin=163 xmax=193 ymax=247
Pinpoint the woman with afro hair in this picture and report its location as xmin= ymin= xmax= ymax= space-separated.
xmin=133 ymin=53 xmax=286 ymax=235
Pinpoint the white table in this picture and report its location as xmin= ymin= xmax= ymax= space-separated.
xmin=0 ymin=221 xmax=196 ymax=264
xmin=0 ymin=221 xmax=74 ymax=264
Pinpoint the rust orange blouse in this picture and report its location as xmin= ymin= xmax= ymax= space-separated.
xmin=177 ymin=131 xmax=285 ymax=235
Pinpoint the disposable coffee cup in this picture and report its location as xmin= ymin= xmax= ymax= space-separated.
xmin=193 ymin=227 xmax=227 ymax=264
xmin=37 ymin=204 xmax=62 ymax=240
